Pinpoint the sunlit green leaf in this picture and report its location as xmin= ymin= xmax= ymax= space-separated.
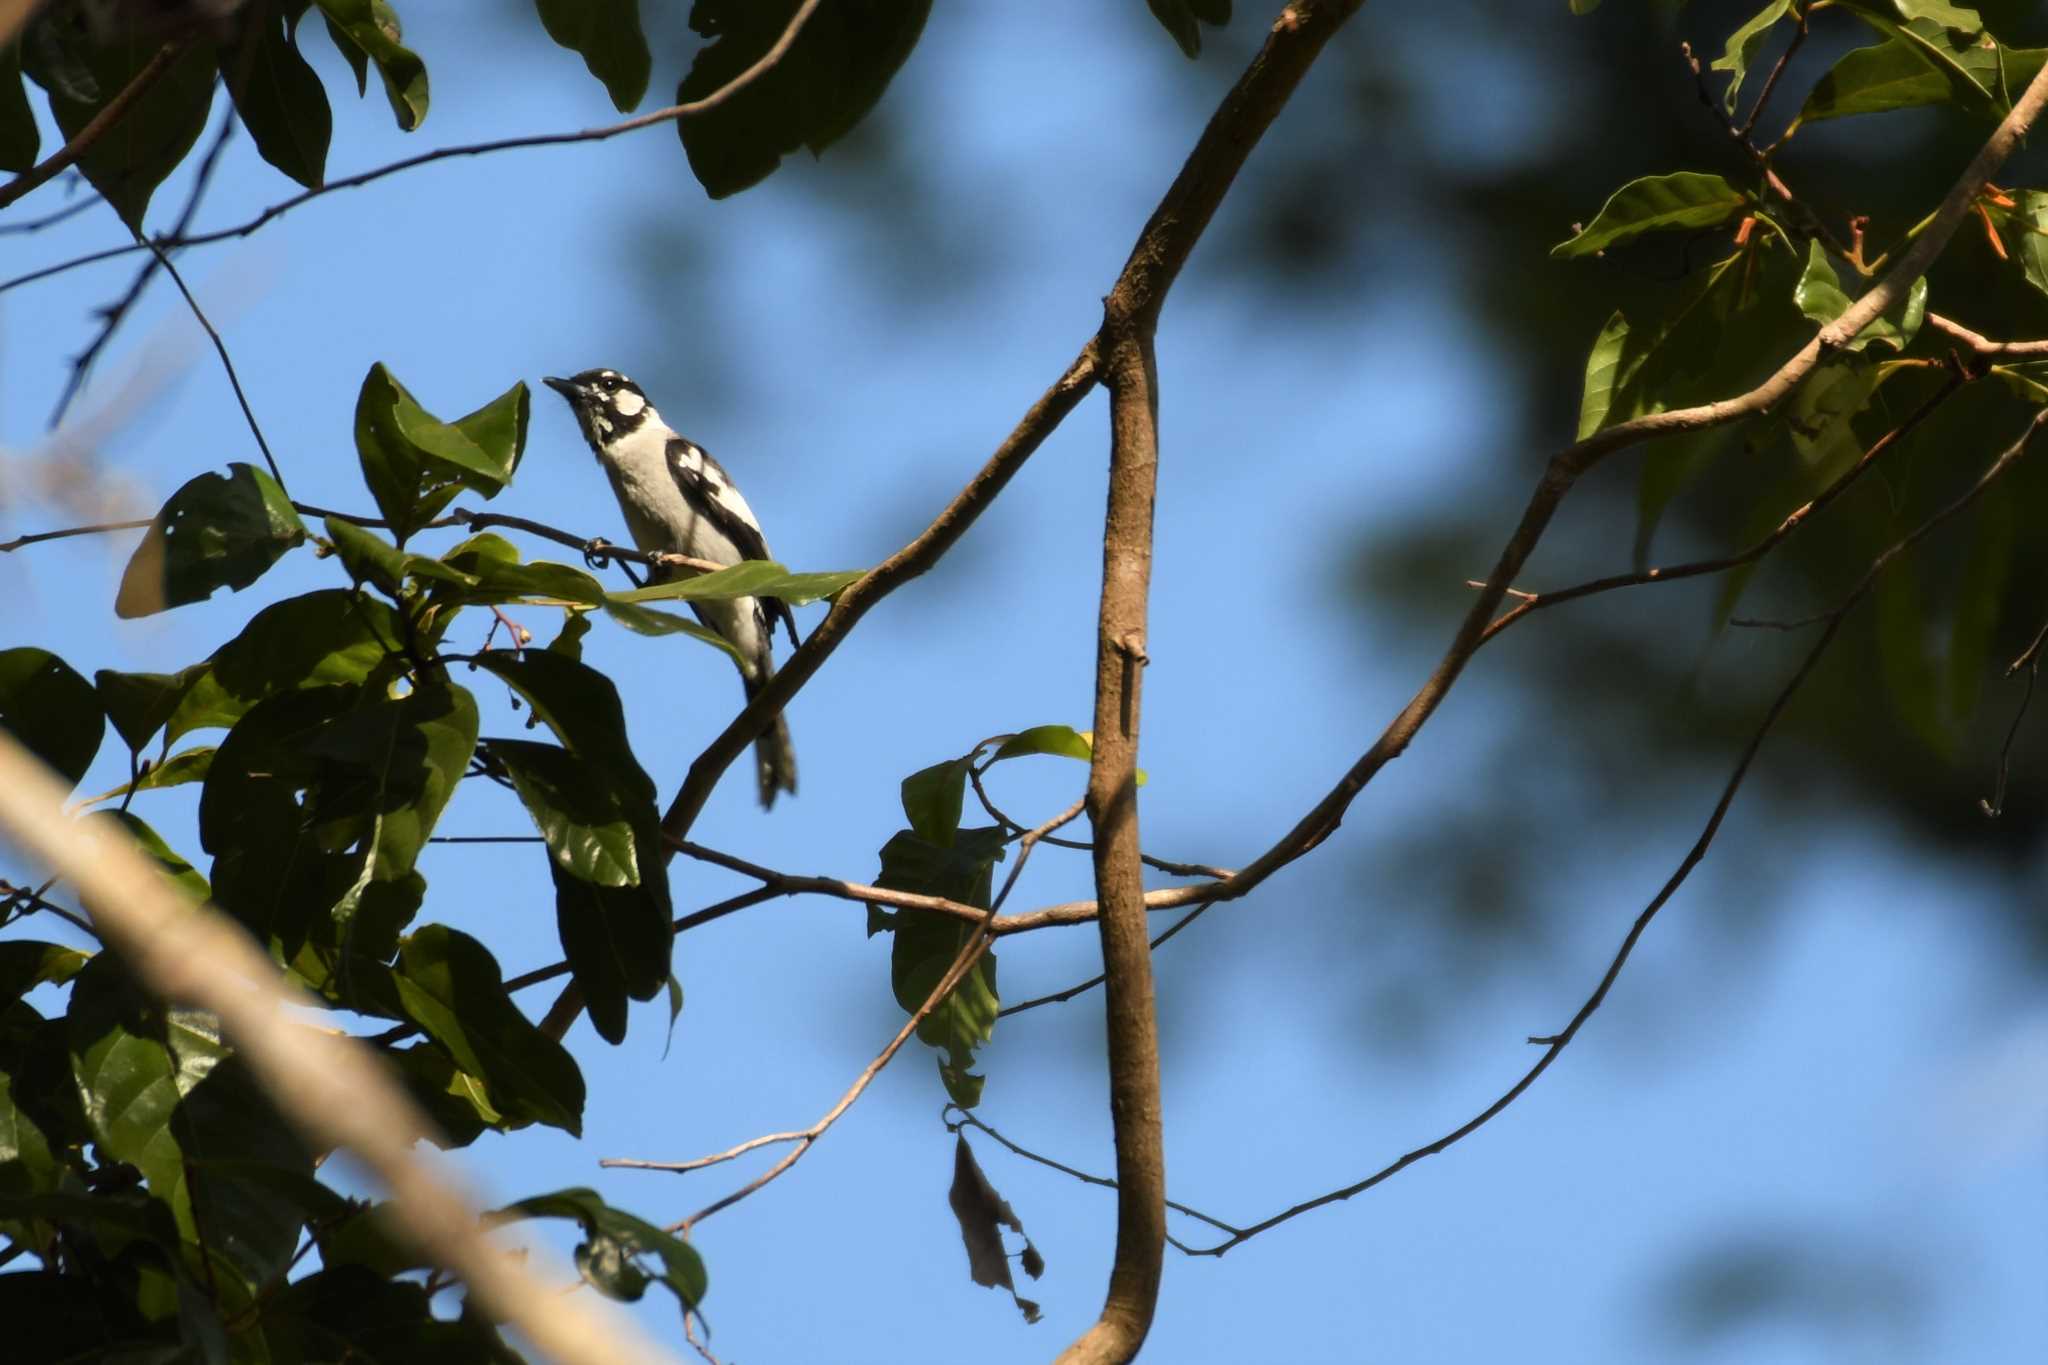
xmin=1710 ymin=0 xmax=1794 ymax=113
xmin=354 ymin=366 xmax=519 ymax=543
xmin=1551 ymin=173 xmax=1750 ymax=259
xmin=1791 ymin=240 xmax=1927 ymax=352
xmin=609 ymin=560 xmax=860 ymax=607
xmin=1796 ymin=10 xmax=2038 ymax=125
xmin=115 ymin=464 xmax=307 ymax=619
xmin=0 ymin=648 xmax=103 ymax=789
xmin=315 ymin=0 xmax=428 ymax=130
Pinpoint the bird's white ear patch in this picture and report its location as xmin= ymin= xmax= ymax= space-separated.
xmin=614 ymin=389 xmax=647 ymax=417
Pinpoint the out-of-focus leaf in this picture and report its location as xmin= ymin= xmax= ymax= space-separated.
xmin=264 ymin=1264 xmax=520 ymax=1361
xmin=0 ymin=39 xmax=38 ymax=171
xmin=1552 ymin=172 xmax=1750 ymax=258
xmin=165 ymin=590 xmax=400 ymax=744
xmin=609 ymin=560 xmax=860 ymax=607
xmin=393 ymin=925 xmax=585 ymax=1135
xmin=383 ymin=1043 xmax=499 ymax=1149
xmin=948 ymin=1134 xmax=1043 ymax=1322
xmin=1710 ymin=0 xmax=1793 ymax=112
xmin=675 ymin=0 xmax=931 ymax=198
xmin=314 ymin=0 xmax=427 ymax=130
xmin=1874 ymin=552 xmax=1948 ymax=756
xmin=534 ymin=0 xmax=649 ymax=111
xmin=97 ymin=811 xmax=208 ymax=902
xmin=491 ymin=1187 xmax=707 ymax=1314
xmin=115 ymin=464 xmax=307 ymax=619
xmin=987 ymin=723 xmax=1149 ymax=784
xmin=220 ymin=1 xmax=332 ymax=187
xmin=1146 ymin=0 xmax=1228 ymax=58
xmin=1791 ymin=240 xmax=1926 ymax=352
xmin=0 ymin=647 xmax=103 ymax=789
xmin=21 ymin=22 xmax=216 ymax=228
xmin=1947 ymin=491 xmax=2014 ymax=723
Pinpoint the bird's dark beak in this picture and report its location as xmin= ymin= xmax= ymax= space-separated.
xmin=543 ymin=375 xmax=588 ymax=405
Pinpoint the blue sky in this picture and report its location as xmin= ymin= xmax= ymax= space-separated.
xmin=3 ymin=4 xmax=2043 ymax=1362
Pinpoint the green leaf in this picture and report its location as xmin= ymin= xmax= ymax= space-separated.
xmin=465 ymin=651 xmax=655 ymax=804
xmin=877 ymin=825 xmax=1004 ymax=1106
xmin=488 ymin=737 xmax=670 ymax=1046
xmin=1791 ymin=240 xmax=1927 ymax=352
xmin=900 ymin=757 xmax=969 ymax=845
xmin=353 ymin=365 xmax=521 ymax=543
xmin=609 ymin=560 xmax=861 ymax=607
xmin=20 ymin=26 xmax=216 ymax=228
xmin=1551 ymin=172 xmax=1750 ymax=258
xmin=220 ymin=1 xmax=332 ymax=188
xmin=94 ymin=668 xmax=200 ymax=754
xmin=1146 ymin=0 xmax=1228 ymax=57
xmin=165 ymin=589 xmax=401 ymax=744
xmin=437 ymin=538 xmax=604 ymax=607
xmin=1710 ymin=0 xmax=1794 ymax=113
xmin=1568 ymin=0 xmax=1603 ymax=11
xmin=492 ymin=1187 xmax=707 ymax=1313
xmin=98 ymin=811 xmax=209 ymax=903
xmin=1995 ymin=188 xmax=2048 ymax=298
xmin=598 ymin=599 xmax=743 ymax=659
xmin=1893 ymin=0 xmax=1983 ymax=32
xmin=1575 ymin=243 xmax=1804 ymax=439
xmin=315 ymin=0 xmax=428 ymax=130
xmin=549 ymin=610 xmax=592 ymax=659
xmin=393 ymin=926 xmax=585 ymax=1135
xmin=1796 ymin=11 xmax=2039 ymax=125
xmin=115 ymin=464 xmax=307 ymax=618
xmin=1786 ymin=358 xmax=1885 ymax=480
xmin=675 ymin=0 xmax=931 ymax=198
xmin=534 ymin=0 xmax=650 ymax=111
xmin=0 ymin=942 xmax=90 ymax=1008
xmin=0 ymin=648 xmax=104 ymax=789
xmin=324 ymin=516 xmax=478 ymax=597
xmin=1990 ymin=359 xmax=2048 ymax=403
xmin=383 ymin=1044 xmax=500 ymax=1148
xmin=0 ymin=40 xmax=38 ymax=172
xmin=986 ymin=724 xmax=1147 ymax=785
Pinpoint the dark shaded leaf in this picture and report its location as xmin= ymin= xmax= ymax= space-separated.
xmin=94 ymin=667 xmax=201 ymax=754
xmin=317 ymin=1200 xmax=431 ymax=1276
xmin=466 ymin=650 xmax=655 ymax=804
xmin=0 ymin=941 xmax=90 ymax=1008
xmin=491 ymin=739 xmax=643 ymax=886
xmin=535 ymin=0 xmax=649 ymax=111
xmin=877 ymin=825 xmax=1004 ymax=1107
xmin=0 ymin=647 xmax=104 ymax=789
xmin=676 ymin=0 xmax=931 ymax=198
xmin=166 ymin=589 xmax=401 ymax=744
xmin=383 ymin=1043 xmax=500 ymax=1148
xmin=1551 ymin=172 xmax=1750 ymax=258
xmin=900 ymin=756 xmax=969 ymax=845
xmin=0 ymin=39 xmax=38 ymax=171
xmin=393 ymin=925 xmax=585 ymax=1135
xmin=21 ymin=19 xmax=216 ymax=227
xmin=549 ymin=864 xmax=672 ymax=1046
xmin=947 ymin=1134 xmax=1042 ymax=1322
xmin=549 ymin=609 xmax=593 ymax=659
xmin=491 ymin=1187 xmax=708 ymax=1313
xmin=115 ymin=464 xmax=307 ymax=618
xmin=220 ymin=0 xmax=332 ymax=188
xmin=266 ymin=1264 xmax=521 ymax=1363
xmin=314 ymin=0 xmax=427 ymax=130
xmin=97 ymin=811 xmax=209 ymax=902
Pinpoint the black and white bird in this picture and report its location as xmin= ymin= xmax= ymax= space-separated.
xmin=543 ymin=368 xmax=798 ymax=808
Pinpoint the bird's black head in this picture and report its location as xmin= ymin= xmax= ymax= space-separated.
xmin=543 ymin=368 xmax=653 ymax=447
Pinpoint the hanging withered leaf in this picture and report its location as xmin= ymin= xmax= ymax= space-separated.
xmin=947 ymin=1133 xmax=1043 ymax=1323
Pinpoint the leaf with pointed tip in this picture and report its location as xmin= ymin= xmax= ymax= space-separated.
xmin=675 ymin=0 xmax=931 ymax=198
xmin=534 ymin=0 xmax=649 ymax=111
xmin=0 ymin=648 xmax=103 ymax=789
xmin=314 ymin=0 xmax=428 ymax=130
xmin=220 ymin=2 xmax=332 ymax=187
xmin=1551 ymin=173 xmax=1750 ymax=258
xmin=354 ymin=366 xmax=520 ymax=543
xmin=0 ymin=40 xmax=38 ymax=172
xmin=1146 ymin=0 xmax=1227 ymax=58
xmin=94 ymin=668 xmax=201 ymax=754
xmin=165 ymin=590 xmax=401 ymax=745
xmin=115 ymin=465 xmax=307 ymax=619
xmin=1710 ymin=0 xmax=1793 ymax=113
xmin=1796 ymin=11 xmax=2038 ymax=125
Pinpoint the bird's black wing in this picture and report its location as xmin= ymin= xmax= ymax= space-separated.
xmin=668 ymin=438 xmax=800 ymax=648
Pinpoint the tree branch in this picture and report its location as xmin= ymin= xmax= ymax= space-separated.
xmin=0 ymin=732 xmax=672 ymax=1365
xmin=0 ymin=37 xmax=190 ymax=213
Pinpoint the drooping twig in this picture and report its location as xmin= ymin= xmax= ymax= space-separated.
xmin=0 ymin=189 xmax=97 ymax=236
xmin=141 ymin=237 xmax=284 ymax=487
xmin=51 ymin=103 xmax=235 ymax=428
xmin=0 ymin=37 xmax=191 ymax=212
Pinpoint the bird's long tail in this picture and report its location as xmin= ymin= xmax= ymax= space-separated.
xmin=742 ymin=660 xmax=797 ymax=809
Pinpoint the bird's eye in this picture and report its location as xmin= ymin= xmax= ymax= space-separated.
xmin=603 ymin=376 xmax=620 ymax=391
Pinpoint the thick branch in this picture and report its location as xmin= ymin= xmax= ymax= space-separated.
xmin=0 ymin=733 xmax=670 ymax=1365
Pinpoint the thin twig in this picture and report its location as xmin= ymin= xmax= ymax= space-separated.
xmin=968 ymin=762 xmax=1231 ymax=878
xmin=1925 ymin=312 xmax=2048 ymax=357
xmin=0 ymin=190 xmax=96 ymax=236
xmin=1476 ymin=364 xmax=1969 ymax=643
xmin=0 ymin=517 xmax=154 ymax=552
xmin=1738 ymin=3 xmax=1808 ymax=140
xmin=0 ymin=0 xmax=829 ymax=293
xmin=52 ymin=104 xmax=235 ymax=428
xmin=141 ymin=237 xmax=284 ymax=487
xmin=998 ymin=901 xmax=1212 ymax=1018
xmin=0 ymin=38 xmax=190 ymax=212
